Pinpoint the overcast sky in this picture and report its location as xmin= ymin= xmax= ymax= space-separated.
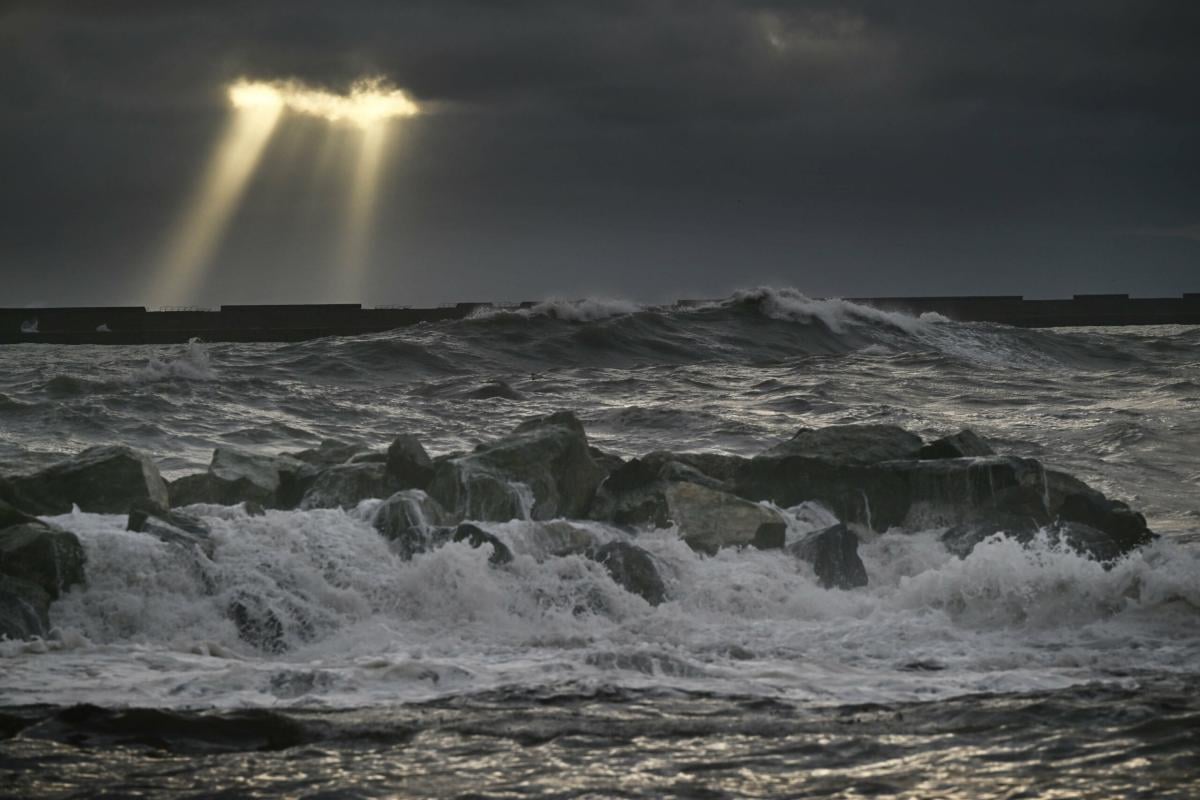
xmin=2 ymin=0 xmax=1197 ymax=306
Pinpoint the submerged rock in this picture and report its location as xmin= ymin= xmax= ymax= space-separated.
xmin=385 ymin=435 xmax=434 ymax=490
xmin=452 ymin=523 xmax=514 ymax=565
xmin=371 ymin=490 xmax=452 ymax=560
xmin=527 ymin=520 xmax=598 ymax=558
xmin=299 ymin=463 xmax=394 ymax=510
xmin=764 ymin=424 xmax=923 ymax=464
xmin=589 ymin=540 xmax=666 ymax=606
xmin=6 ymin=445 xmax=169 ymax=515
xmin=788 ymin=523 xmax=868 ymax=589
xmin=229 ymin=596 xmax=287 ymax=655
xmin=428 ymin=411 xmax=605 ymax=522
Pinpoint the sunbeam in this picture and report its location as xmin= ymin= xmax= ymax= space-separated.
xmin=149 ymin=76 xmax=418 ymax=305
xmin=340 ymin=122 xmax=390 ymax=299
xmin=150 ymin=89 xmax=283 ymax=305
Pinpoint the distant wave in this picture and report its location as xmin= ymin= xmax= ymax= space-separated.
xmin=469 ymin=297 xmax=645 ymax=322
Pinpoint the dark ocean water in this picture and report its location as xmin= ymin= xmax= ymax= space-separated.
xmin=1 ymin=288 xmax=1198 ymax=797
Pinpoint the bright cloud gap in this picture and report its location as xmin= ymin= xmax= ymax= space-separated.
xmin=229 ymin=77 xmax=420 ymax=128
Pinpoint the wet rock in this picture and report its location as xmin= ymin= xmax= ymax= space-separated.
xmin=0 ymin=522 xmax=85 ymax=601
xmin=286 ymin=439 xmax=369 ymax=469
xmin=168 ymin=473 xmax=218 ymax=507
xmin=0 ymin=574 xmax=51 ymax=640
xmin=126 ymin=499 xmax=213 ymax=557
xmin=919 ymin=429 xmax=995 ymax=459
xmin=19 ymin=705 xmax=309 ymax=754
xmin=385 ymin=435 xmax=434 ymax=490
xmin=751 ymin=521 xmax=787 ymax=550
xmin=229 ymin=597 xmax=287 ymax=655
xmin=172 ymin=449 xmax=316 ymax=509
xmin=589 ymin=541 xmax=666 ymax=606
xmin=939 ymin=467 xmax=1155 ymax=560
xmin=764 ymin=424 xmax=923 ymax=464
xmin=371 ymin=490 xmax=452 ymax=560
xmin=428 ymin=411 xmax=605 ymax=522
xmin=788 ymin=523 xmax=868 ymax=589
xmin=465 ymin=381 xmax=524 ymax=401
xmin=299 ymin=463 xmax=394 ymax=509
xmin=588 ymin=451 xmax=736 ymax=527
xmin=669 ymin=453 xmax=749 ymax=483
xmin=735 ymin=455 xmax=1051 ymax=534
xmin=588 ymin=446 xmax=626 ymax=476
xmin=0 ymin=499 xmax=39 ymax=529
xmin=525 ymin=520 xmax=598 ymax=559
xmin=1055 ymin=492 xmax=1154 ymax=555
xmin=452 ymin=523 xmax=513 ymax=565
xmin=6 ymin=445 xmax=169 ymax=515
xmin=665 ymin=482 xmax=787 ymax=555
xmin=347 ymin=451 xmax=387 ymax=465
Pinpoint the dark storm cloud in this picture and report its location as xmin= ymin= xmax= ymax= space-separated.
xmin=1 ymin=0 xmax=1197 ymax=306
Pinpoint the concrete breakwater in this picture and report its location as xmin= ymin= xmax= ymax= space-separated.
xmin=2 ymin=293 xmax=1199 ymax=344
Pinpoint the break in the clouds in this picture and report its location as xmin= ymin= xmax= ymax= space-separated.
xmin=1 ymin=0 xmax=1197 ymax=306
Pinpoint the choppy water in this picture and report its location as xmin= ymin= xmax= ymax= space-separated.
xmin=2 ymin=288 xmax=1198 ymax=797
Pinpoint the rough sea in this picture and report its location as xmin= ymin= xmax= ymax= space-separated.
xmin=2 ymin=288 xmax=1198 ymax=798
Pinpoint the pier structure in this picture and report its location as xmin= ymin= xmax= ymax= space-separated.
xmin=2 ymin=294 xmax=1199 ymax=344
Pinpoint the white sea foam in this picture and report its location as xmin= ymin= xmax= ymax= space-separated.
xmin=1 ymin=502 xmax=1196 ymax=710
xmin=131 ymin=338 xmax=217 ymax=382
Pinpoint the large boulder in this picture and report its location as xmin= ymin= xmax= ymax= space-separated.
xmin=788 ymin=523 xmax=868 ymax=589
xmin=589 ymin=541 xmax=666 ymax=606
xmin=588 ymin=451 xmax=733 ymax=527
xmin=299 ymin=463 xmax=395 ymax=510
xmin=385 ymin=435 xmax=434 ymax=490
xmin=371 ymin=490 xmax=452 ymax=560
xmin=0 ymin=522 xmax=86 ymax=600
xmin=665 ymin=482 xmax=787 ymax=555
xmin=171 ymin=449 xmax=315 ymax=509
xmin=6 ymin=446 xmax=169 ymax=515
xmin=938 ymin=466 xmax=1155 ymax=560
xmin=427 ymin=412 xmax=605 ymax=522
xmin=764 ymin=424 xmax=923 ymax=464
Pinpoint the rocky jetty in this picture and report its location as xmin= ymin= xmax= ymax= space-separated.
xmin=0 ymin=414 xmax=1158 ymax=647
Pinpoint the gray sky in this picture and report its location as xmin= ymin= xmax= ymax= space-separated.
xmin=2 ymin=0 xmax=1197 ymax=307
